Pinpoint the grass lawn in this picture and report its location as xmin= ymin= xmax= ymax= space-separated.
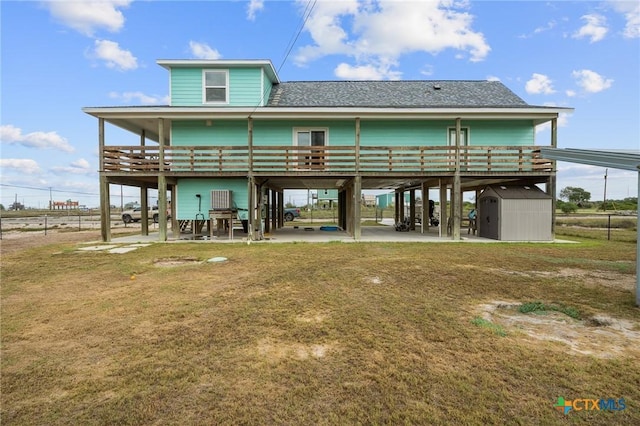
xmin=1 ymin=236 xmax=638 ymax=425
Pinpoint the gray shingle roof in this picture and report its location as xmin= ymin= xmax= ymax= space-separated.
xmin=266 ymin=80 xmax=529 ymax=108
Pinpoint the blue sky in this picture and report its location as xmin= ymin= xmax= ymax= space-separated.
xmin=1 ymin=0 xmax=638 ymax=208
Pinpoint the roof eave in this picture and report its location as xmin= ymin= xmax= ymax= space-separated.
xmin=83 ymin=106 xmax=573 ymax=119
xmin=156 ymin=59 xmax=280 ymax=83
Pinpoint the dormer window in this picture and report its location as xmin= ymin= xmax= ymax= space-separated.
xmin=203 ymin=70 xmax=228 ymax=104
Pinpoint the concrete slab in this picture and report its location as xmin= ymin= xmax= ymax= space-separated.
xmin=109 ymin=223 xmax=576 ymax=244
xmin=77 ymin=245 xmax=119 ymax=251
xmin=108 ymin=247 xmax=139 ymax=254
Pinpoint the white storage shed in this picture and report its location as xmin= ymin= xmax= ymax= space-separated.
xmin=478 ymin=185 xmax=553 ymax=241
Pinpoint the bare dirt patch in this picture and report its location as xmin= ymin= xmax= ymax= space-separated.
xmin=543 ymin=267 xmax=635 ymax=292
xmin=475 ymin=300 xmax=640 ymax=359
xmin=461 ymin=264 xmax=635 ymax=292
xmin=153 ymin=257 xmax=201 ymax=267
xmin=256 ymin=338 xmax=335 ymax=361
xmin=295 ymin=310 xmax=329 ymax=323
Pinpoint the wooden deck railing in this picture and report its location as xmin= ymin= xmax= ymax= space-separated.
xmin=102 ymin=145 xmax=552 ymax=174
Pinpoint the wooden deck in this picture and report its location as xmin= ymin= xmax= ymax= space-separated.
xmin=102 ymin=145 xmax=553 ymax=175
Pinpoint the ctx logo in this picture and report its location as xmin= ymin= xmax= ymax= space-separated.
xmin=554 ymin=397 xmax=626 ymax=414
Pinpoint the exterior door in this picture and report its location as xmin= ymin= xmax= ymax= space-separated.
xmin=448 ymin=128 xmax=468 ymax=168
xmin=296 ymin=129 xmax=326 ymax=169
xmin=479 ymin=196 xmax=499 ymax=240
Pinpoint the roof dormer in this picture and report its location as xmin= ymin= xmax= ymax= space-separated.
xmin=157 ymin=59 xmax=279 ymax=107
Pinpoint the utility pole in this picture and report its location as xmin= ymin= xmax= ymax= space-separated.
xmin=49 ymin=187 xmax=53 ymax=210
xmin=603 ymin=168 xmax=608 ymax=211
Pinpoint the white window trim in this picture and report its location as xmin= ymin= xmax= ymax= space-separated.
xmin=447 ymin=127 xmax=470 ymax=146
xmin=292 ymin=127 xmax=329 ymax=146
xmin=202 ymin=69 xmax=229 ymax=105
xmin=292 ymin=128 xmax=329 ymax=170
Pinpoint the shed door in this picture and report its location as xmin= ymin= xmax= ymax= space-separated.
xmin=480 ymin=196 xmax=499 ymax=240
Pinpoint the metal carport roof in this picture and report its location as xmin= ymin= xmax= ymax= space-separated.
xmin=540 ymin=148 xmax=640 ymax=306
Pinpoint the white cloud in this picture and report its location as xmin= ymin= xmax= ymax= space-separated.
xmin=486 ymin=75 xmax=501 ymax=82
xmin=525 ymin=73 xmax=556 ymax=95
xmin=295 ymin=0 xmax=490 ymax=79
xmin=535 ymin=20 xmax=557 ymax=34
xmin=565 ymin=89 xmax=577 ymax=97
xmin=72 ymin=158 xmax=91 ymax=169
xmin=573 ymin=14 xmax=608 ymax=43
xmin=420 ymin=65 xmax=435 ymax=77
xmin=188 ymin=41 xmax=222 ymax=60
xmin=0 ymin=159 xmax=41 ymax=174
xmin=0 ymin=125 xmax=74 ymax=153
xmin=247 ymin=0 xmax=264 ymax=21
xmin=572 ymin=69 xmax=613 ymax=93
xmin=92 ymin=39 xmax=137 ymax=71
xmin=51 ymin=158 xmax=94 ymax=175
xmin=334 ymin=62 xmax=401 ymax=80
xmin=535 ymin=102 xmax=571 ymax=134
xmin=608 ymin=0 xmax=640 ymax=38
xmin=44 ymin=0 xmax=131 ymax=37
xmin=108 ymin=91 xmax=169 ymax=105
xmin=519 ymin=20 xmax=557 ymax=38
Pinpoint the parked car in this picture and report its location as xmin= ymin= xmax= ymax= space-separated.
xmin=122 ymin=206 xmax=170 ymax=224
xmin=284 ymin=208 xmax=301 ymax=222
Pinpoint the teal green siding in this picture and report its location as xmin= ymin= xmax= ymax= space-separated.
xmin=360 ymin=120 xmax=450 ymax=146
xmin=252 ymin=120 xmax=355 ymax=146
xmin=360 ymin=120 xmax=534 ymax=146
xmin=172 ymin=120 xmax=247 ymax=146
xmin=317 ymin=189 xmax=338 ymax=200
xmin=171 ymin=119 xmax=534 ymax=147
xmin=170 ymin=67 xmax=267 ymax=106
xmin=229 ymin=68 xmax=262 ymax=106
xmin=170 ymin=68 xmax=201 ymax=106
xmin=262 ymin=71 xmax=273 ymax=106
xmin=462 ymin=121 xmax=534 ymax=146
xmin=176 ymin=178 xmax=248 ymax=220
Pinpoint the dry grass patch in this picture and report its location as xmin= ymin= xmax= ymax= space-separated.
xmin=2 ymin=238 xmax=638 ymax=425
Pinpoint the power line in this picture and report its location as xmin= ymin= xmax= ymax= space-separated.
xmin=1 ymin=183 xmax=101 ymax=197
xmin=0 ymin=183 xmax=138 ymax=198
xmin=276 ymin=0 xmax=317 ymax=75
xmin=249 ymin=0 xmax=317 ymax=118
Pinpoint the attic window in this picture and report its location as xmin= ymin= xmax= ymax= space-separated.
xmin=203 ymin=70 xmax=228 ymax=104
xmin=433 ymin=84 xmax=441 ymax=90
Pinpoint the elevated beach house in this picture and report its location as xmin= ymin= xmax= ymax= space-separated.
xmin=83 ymin=59 xmax=572 ymax=242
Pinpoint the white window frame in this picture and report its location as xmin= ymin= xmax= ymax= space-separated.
xmin=448 ymin=127 xmax=470 ymax=169
xmin=447 ymin=127 xmax=470 ymax=146
xmin=202 ymin=69 xmax=229 ymax=104
xmin=293 ymin=127 xmax=329 ymax=170
xmin=293 ymin=127 xmax=329 ymax=146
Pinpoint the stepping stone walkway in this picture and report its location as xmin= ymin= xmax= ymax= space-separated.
xmin=77 ymin=243 xmax=152 ymax=254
